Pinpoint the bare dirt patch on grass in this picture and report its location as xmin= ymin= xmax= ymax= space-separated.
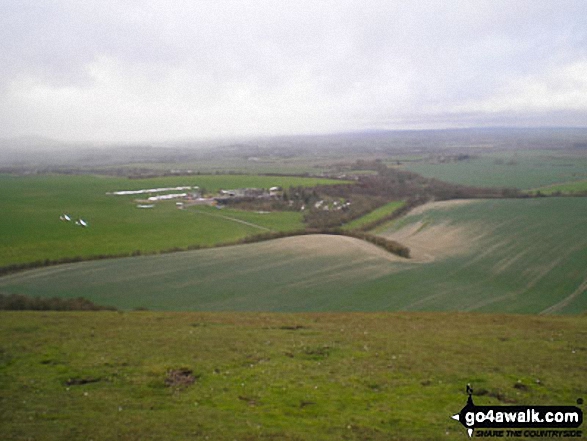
xmin=165 ymin=368 xmax=197 ymax=389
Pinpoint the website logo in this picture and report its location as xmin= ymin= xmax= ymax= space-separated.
xmin=451 ymin=384 xmax=583 ymax=438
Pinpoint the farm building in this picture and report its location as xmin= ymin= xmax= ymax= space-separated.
xmin=269 ymin=186 xmax=283 ymax=197
xmin=219 ymin=188 xmax=266 ymax=198
xmin=147 ymin=193 xmax=187 ymax=201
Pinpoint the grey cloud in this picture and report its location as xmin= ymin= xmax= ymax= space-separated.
xmin=1 ymin=0 xmax=586 ymax=142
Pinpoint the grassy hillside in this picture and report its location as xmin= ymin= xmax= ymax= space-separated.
xmin=374 ymin=198 xmax=587 ymax=314
xmin=1 ymin=198 xmax=586 ymax=314
xmin=0 ymin=174 xmax=342 ymax=267
xmin=1 ymin=311 xmax=584 ymax=440
xmin=0 ymin=235 xmax=408 ymax=311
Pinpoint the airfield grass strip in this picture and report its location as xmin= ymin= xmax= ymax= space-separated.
xmin=0 ymin=229 xmax=410 ymax=277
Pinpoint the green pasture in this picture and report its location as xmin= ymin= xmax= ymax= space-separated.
xmin=0 ymin=174 xmax=339 ymax=267
xmin=342 ymin=201 xmax=405 ymax=231
xmin=2 ymin=198 xmax=586 ymax=314
xmin=403 ymin=151 xmax=587 ymax=189
xmin=531 ymin=179 xmax=587 ymax=195
xmin=187 ymin=205 xmax=303 ymax=232
xmin=1 ymin=311 xmax=584 ymax=440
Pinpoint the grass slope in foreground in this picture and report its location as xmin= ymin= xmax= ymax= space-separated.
xmin=0 ymin=173 xmax=343 ymax=267
xmin=0 ymin=311 xmax=584 ymax=440
xmin=1 ymin=198 xmax=586 ymax=314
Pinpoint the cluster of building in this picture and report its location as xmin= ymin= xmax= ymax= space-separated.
xmin=107 ymin=185 xmax=284 ymax=208
xmin=218 ymin=186 xmax=283 ymax=198
xmin=188 ymin=186 xmax=283 ymax=207
xmin=314 ymin=199 xmax=351 ymax=211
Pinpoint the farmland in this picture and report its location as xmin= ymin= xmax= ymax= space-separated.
xmin=403 ymin=150 xmax=587 ymax=190
xmin=0 ymin=311 xmax=584 ymax=441
xmin=0 ymin=235 xmax=407 ymax=311
xmin=532 ymin=179 xmax=587 ymax=195
xmin=2 ymin=129 xmax=587 ymax=440
xmin=374 ymin=198 xmax=587 ymax=314
xmin=341 ymin=201 xmax=405 ymax=231
xmin=2 ymin=198 xmax=586 ymax=314
xmin=0 ymin=173 xmax=342 ymax=267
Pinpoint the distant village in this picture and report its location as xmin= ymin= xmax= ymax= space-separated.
xmin=105 ymin=185 xmax=352 ymax=214
xmin=60 ymin=184 xmax=354 ymax=229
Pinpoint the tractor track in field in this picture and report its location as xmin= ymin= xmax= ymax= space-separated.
xmin=188 ymin=209 xmax=271 ymax=231
xmin=540 ymin=277 xmax=587 ymax=315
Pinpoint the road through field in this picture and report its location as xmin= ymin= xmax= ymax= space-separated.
xmin=188 ymin=208 xmax=271 ymax=231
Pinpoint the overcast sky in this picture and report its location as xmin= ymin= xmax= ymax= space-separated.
xmin=1 ymin=0 xmax=586 ymax=143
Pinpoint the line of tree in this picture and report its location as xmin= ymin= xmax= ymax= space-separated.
xmin=327 ymin=229 xmax=410 ymax=258
xmin=194 ymin=159 xmax=529 ymax=230
xmin=334 ymin=159 xmax=522 ymax=200
xmin=0 ymin=293 xmax=117 ymax=311
xmin=0 ymin=253 xmax=143 ymax=277
xmin=233 ymin=228 xmax=410 ymax=259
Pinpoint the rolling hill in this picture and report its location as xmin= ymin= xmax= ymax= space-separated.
xmin=1 ymin=198 xmax=586 ymax=314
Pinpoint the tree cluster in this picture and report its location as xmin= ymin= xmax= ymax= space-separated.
xmin=303 ymin=195 xmax=387 ymax=229
xmin=301 ymin=160 xmax=523 ymax=229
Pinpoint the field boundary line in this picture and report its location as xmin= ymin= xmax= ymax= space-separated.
xmin=189 ymin=209 xmax=271 ymax=231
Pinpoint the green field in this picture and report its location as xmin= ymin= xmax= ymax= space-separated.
xmin=2 ymin=198 xmax=586 ymax=314
xmin=186 ymin=205 xmax=303 ymax=233
xmin=403 ymin=151 xmax=587 ymax=189
xmin=1 ymin=311 xmax=584 ymax=440
xmin=342 ymin=201 xmax=405 ymax=231
xmin=2 ymin=134 xmax=587 ymax=440
xmin=532 ymin=179 xmax=587 ymax=195
xmin=0 ymin=235 xmax=405 ymax=311
xmin=0 ymin=174 xmax=342 ymax=267
xmin=374 ymin=198 xmax=587 ymax=314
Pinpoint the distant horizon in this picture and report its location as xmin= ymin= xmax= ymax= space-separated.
xmin=3 ymin=125 xmax=587 ymax=148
